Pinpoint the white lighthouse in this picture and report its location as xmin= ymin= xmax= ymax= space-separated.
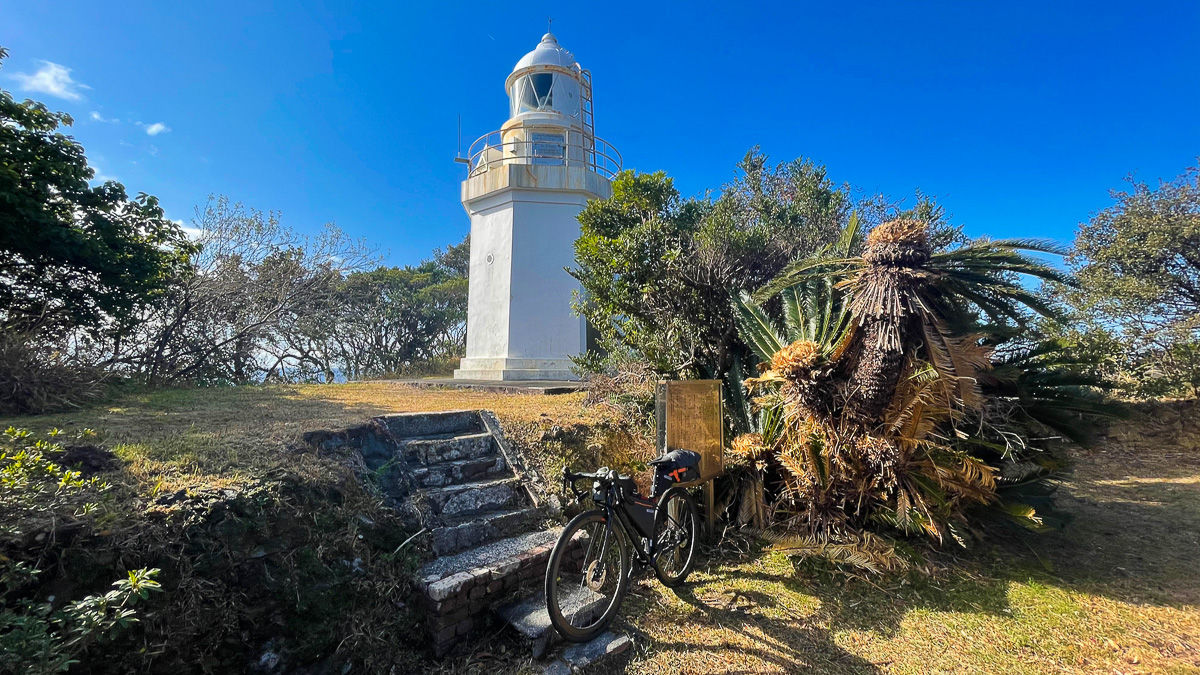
xmin=453 ymin=33 xmax=621 ymax=381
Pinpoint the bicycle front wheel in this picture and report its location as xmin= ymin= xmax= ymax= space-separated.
xmin=544 ymin=509 xmax=629 ymax=642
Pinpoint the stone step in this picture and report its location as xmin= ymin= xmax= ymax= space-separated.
xmin=419 ymin=528 xmax=560 ymax=588
xmin=431 ymin=506 xmax=547 ymax=556
xmin=418 ymin=529 xmax=562 ymax=656
xmin=541 ymin=632 xmax=633 ymax=674
xmin=422 ymin=477 xmax=523 ymax=517
xmin=496 ymin=587 xmax=611 ymax=659
xmin=412 ymin=454 xmax=507 ymax=488
xmin=377 ymin=410 xmax=483 ymax=439
xmin=402 ymin=432 xmax=495 ymax=465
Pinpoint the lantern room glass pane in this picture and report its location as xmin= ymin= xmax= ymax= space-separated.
xmin=514 ymin=73 xmax=555 ymax=113
xmin=530 ymin=73 xmax=553 ymax=107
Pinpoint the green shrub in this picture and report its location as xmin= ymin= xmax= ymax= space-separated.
xmin=0 ymin=562 xmax=161 ymax=674
xmin=1 ymin=427 xmax=161 ymax=673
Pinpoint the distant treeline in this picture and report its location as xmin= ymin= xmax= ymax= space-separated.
xmin=1 ymin=45 xmax=468 ymax=413
xmin=2 ymin=191 xmax=469 ymax=413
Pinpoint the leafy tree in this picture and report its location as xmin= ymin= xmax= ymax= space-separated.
xmin=0 ymin=47 xmax=191 ymax=333
xmin=571 ymin=149 xmax=864 ymax=379
xmin=1057 ymin=164 xmax=1200 ymax=396
xmin=314 ymin=247 xmax=468 ymax=381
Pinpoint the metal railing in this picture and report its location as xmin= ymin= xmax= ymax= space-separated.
xmin=466 ymin=129 xmax=622 ymax=179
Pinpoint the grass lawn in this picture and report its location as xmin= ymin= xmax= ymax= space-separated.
xmin=0 ymin=382 xmax=603 ymax=493
xmin=594 ymin=426 xmax=1200 ymax=675
xmin=4 ymin=384 xmax=1197 ymax=674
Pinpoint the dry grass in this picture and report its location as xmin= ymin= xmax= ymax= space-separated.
xmin=0 ymin=382 xmax=605 ymax=496
xmin=587 ymin=436 xmax=1200 ymax=675
xmin=4 ymin=385 xmax=1197 ymax=674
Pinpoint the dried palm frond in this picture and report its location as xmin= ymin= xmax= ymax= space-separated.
xmin=863 ymin=218 xmax=932 ymax=265
xmin=772 ymin=339 xmax=821 ymax=377
xmin=730 ymin=433 xmax=767 ymax=462
xmin=730 ymin=214 xmax=1095 ymax=556
xmin=736 ymin=473 xmax=768 ymax=529
xmin=765 ymin=530 xmax=909 ymax=574
xmin=921 ymin=322 xmax=993 ymax=410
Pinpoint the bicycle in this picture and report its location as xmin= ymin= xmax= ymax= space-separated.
xmin=545 ymin=450 xmax=702 ymax=642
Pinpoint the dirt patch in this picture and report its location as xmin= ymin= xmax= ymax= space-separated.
xmin=58 ymin=443 xmax=121 ymax=476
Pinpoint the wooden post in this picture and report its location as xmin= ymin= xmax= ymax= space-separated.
xmin=703 ymin=478 xmax=716 ymax=539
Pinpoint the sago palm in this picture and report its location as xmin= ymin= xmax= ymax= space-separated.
xmin=729 ymin=216 xmax=1091 ymax=566
xmin=758 ymin=218 xmax=1073 ymax=427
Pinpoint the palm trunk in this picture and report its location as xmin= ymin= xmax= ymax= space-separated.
xmin=845 ymin=318 xmax=907 ymax=426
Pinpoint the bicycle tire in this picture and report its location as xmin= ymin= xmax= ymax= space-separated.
xmin=545 ymin=509 xmax=630 ymax=642
xmin=651 ymin=487 xmax=699 ymax=587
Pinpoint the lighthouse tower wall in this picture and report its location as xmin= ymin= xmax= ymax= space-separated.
xmin=454 ymin=165 xmax=610 ymax=381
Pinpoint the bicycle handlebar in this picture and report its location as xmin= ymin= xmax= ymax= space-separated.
xmin=562 ymin=466 xmax=616 ymax=503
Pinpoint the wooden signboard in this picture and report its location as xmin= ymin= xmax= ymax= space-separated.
xmin=655 ymin=380 xmax=724 ymax=534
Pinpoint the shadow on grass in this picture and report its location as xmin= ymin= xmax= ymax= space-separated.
xmin=603 ymin=437 xmax=1200 ymax=675
xmin=648 ymin=583 xmax=883 ymax=674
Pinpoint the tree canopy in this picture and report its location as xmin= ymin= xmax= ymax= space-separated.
xmin=0 ymin=47 xmax=192 ymax=333
xmin=1057 ymin=164 xmax=1200 ymax=395
xmin=571 ymin=149 xmax=865 ymax=379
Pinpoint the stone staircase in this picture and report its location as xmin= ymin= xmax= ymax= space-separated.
xmin=303 ymin=410 xmax=631 ymax=668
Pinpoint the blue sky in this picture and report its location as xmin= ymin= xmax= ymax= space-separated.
xmin=3 ymin=1 xmax=1197 ymax=266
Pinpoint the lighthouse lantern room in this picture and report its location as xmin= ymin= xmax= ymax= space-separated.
xmin=453 ymin=33 xmax=620 ymax=381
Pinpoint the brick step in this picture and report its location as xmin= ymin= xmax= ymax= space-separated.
xmin=422 ymin=477 xmax=523 ymax=517
xmin=431 ymin=506 xmax=547 ymax=556
xmin=418 ymin=529 xmax=561 ymax=656
xmin=401 ymin=432 xmax=495 ymax=465
xmin=412 ymin=454 xmax=507 ymax=488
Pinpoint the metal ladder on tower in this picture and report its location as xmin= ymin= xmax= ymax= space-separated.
xmin=580 ymin=69 xmax=597 ymax=170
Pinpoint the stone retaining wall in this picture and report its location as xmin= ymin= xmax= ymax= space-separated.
xmin=1096 ymin=398 xmax=1200 ymax=453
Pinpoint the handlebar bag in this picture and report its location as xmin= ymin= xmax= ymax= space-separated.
xmin=652 ymin=449 xmax=702 ymax=497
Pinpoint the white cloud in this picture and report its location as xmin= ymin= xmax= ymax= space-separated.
xmin=11 ymin=61 xmax=89 ymax=101
xmin=143 ymin=122 xmax=170 ymax=136
xmin=89 ymin=162 xmax=118 ymax=183
xmin=170 ymin=218 xmax=204 ymax=240
xmin=89 ymin=111 xmax=119 ymax=123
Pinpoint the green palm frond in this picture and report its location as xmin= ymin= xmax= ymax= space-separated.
xmin=753 ymin=257 xmax=863 ymax=301
xmin=779 ymin=278 xmax=852 ymax=355
xmin=732 ymin=290 xmax=786 ymax=361
xmin=986 ymin=340 xmax=1125 ymax=445
xmin=727 ymin=353 xmax=754 ymax=437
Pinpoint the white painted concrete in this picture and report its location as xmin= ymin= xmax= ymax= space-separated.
xmin=454 ymin=33 xmax=616 ymax=382
xmin=454 ymin=186 xmax=606 ymax=381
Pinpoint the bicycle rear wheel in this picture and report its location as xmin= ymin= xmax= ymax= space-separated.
xmin=544 ymin=509 xmax=629 ymax=642
xmin=652 ymin=487 xmax=699 ymax=587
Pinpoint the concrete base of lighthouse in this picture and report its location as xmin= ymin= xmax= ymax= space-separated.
xmin=453 ymin=357 xmax=577 ymax=381
xmin=452 ymin=164 xmax=611 ymax=383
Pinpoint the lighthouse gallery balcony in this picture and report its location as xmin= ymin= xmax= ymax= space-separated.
xmin=461 ymin=129 xmax=620 ymax=203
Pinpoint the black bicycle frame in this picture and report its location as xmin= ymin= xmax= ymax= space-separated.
xmin=567 ymin=470 xmax=664 ymax=568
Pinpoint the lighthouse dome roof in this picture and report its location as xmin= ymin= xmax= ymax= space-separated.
xmin=513 ymin=33 xmax=580 ymax=72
